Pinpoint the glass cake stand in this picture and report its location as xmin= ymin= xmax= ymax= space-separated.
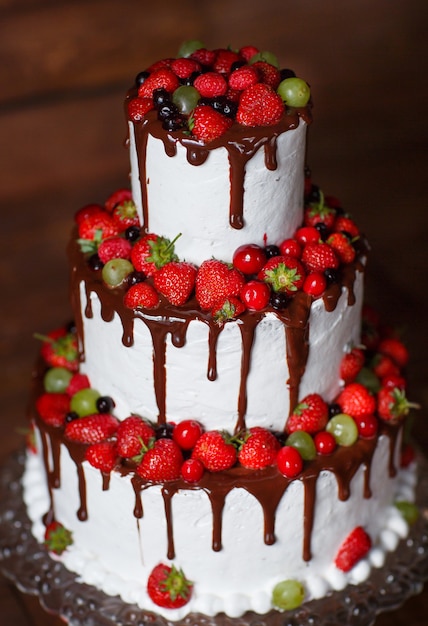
xmin=1 ymin=448 xmax=427 ymax=626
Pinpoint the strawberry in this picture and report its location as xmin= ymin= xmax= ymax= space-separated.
xmin=170 ymin=57 xmax=201 ymax=79
xmin=85 ymin=441 xmax=119 ymax=473
xmin=212 ymin=296 xmax=246 ymax=324
xmin=335 ymin=526 xmax=372 ymax=572
xmin=191 ymin=430 xmax=237 ymax=472
xmin=238 ymin=427 xmax=280 ymax=469
xmin=372 ymin=353 xmax=400 ymax=379
xmin=336 ymin=382 xmax=376 ymax=418
xmin=37 ymin=327 xmax=79 ymax=372
xmin=146 ymin=58 xmax=173 ymax=72
xmin=377 ymin=386 xmax=419 ymax=422
xmin=193 ymin=72 xmax=228 ymax=98
xmin=195 ymin=259 xmax=245 ymax=310
xmin=378 ymin=337 xmax=409 ymax=368
xmin=228 ymin=65 xmax=259 ymax=91
xmin=237 ymin=83 xmax=284 ymax=127
xmin=127 ymin=96 xmax=154 ymax=122
xmin=258 ymin=255 xmax=306 ymax=294
xmin=74 ymin=203 xmax=104 ymax=225
xmin=44 ymin=521 xmax=73 ymax=555
xmin=112 ymin=200 xmax=140 ymax=232
xmin=66 ymin=373 xmax=90 ymax=396
xmin=190 ymin=48 xmax=216 ymax=67
xmin=286 ymin=393 xmax=329 ymax=434
xmin=301 ymin=242 xmax=340 ymax=273
xmin=35 ymin=393 xmax=70 ymax=427
xmin=124 ymin=282 xmax=160 ymax=309
xmin=130 ymin=233 xmax=178 ymax=277
xmin=239 ymin=45 xmax=259 ymax=62
xmin=153 ymin=261 xmax=197 ymax=306
xmin=137 ymin=438 xmax=183 ymax=481
xmin=97 ymin=236 xmax=132 ymax=264
xmin=189 ymin=105 xmax=233 ymax=142
xmin=340 ymin=347 xmax=365 ymax=384
xmin=333 ymin=214 xmax=360 ymax=238
xmin=104 ymin=189 xmax=133 ymax=213
xmin=304 ymin=192 xmax=336 ymax=231
xmin=138 ymin=68 xmax=180 ymax=98
xmin=116 ymin=415 xmax=156 ymax=458
xmin=78 ymin=211 xmax=119 ymax=242
xmin=327 ymin=232 xmax=356 ymax=264
xmin=64 ymin=413 xmax=119 ymax=444
xmin=251 ymin=61 xmax=281 ymax=89
xmin=147 ymin=563 xmax=193 ymax=609
xmin=213 ymin=49 xmax=241 ymax=74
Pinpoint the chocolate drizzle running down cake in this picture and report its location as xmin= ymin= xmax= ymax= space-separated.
xmin=23 ymin=42 xmax=418 ymax=622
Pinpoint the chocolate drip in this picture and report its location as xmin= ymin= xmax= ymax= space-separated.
xmin=236 ymin=315 xmax=261 ymax=433
xmin=302 ymin=475 xmax=318 ymax=561
xmin=207 ymin=324 xmax=222 ymax=381
xmin=162 ymin=487 xmax=176 ymax=560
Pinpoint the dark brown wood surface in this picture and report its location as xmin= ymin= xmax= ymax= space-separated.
xmin=1 ymin=1 xmax=427 ymax=624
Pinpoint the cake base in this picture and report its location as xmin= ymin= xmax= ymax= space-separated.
xmin=1 ymin=449 xmax=427 ymax=626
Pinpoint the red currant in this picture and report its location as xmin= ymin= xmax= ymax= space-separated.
xmin=240 ymin=280 xmax=271 ymax=311
xmin=181 ymin=458 xmax=204 ymax=483
xmin=279 ymin=238 xmax=302 ymax=258
xmin=314 ymin=431 xmax=336 ymax=455
xmin=173 ymin=420 xmax=203 ymax=450
xmin=353 ymin=414 xmax=378 ymax=439
xmin=381 ymin=374 xmax=406 ymax=390
xmin=232 ymin=244 xmax=267 ymax=275
xmin=276 ymin=446 xmax=303 ymax=478
xmin=303 ymin=272 xmax=327 ymax=297
xmin=294 ymin=226 xmax=320 ymax=245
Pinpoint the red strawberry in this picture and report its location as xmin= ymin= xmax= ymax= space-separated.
xmin=237 ymin=83 xmax=284 ymax=127
xmin=66 ymin=373 xmax=90 ymax=397
xmin=258 ymin=255 xmax=306 ymax=294
xmin=251 ymin=61 xmax=281 ymax=89
xmin=74 ymin=203 xmax=104 ymax=225
xmin=377 ymin=386 xmax=419 ymax=422
xmin=238 ymin=427 xmax=280 ymax=469
xmin=170 ymin=57 xmax=201 ymax=79
xmin=301 ymin=242 xmax=340 ymax=272
xmin=137 ymin=438 xmax=183 ymax=481
xmin=146 ymin=58 xmax=173 ymax=72
xmin=153 ymin=261 xmax=197 ymax=306
xmin=304 ymin=194 xmax=336 ymax=231
xmin=127 ymin=97 xmax=154 ymax=122
xmin=372 ymin=353 xmax=400 ymax=379
xmin=112 ymin=200 xmax=140 ymax=232
xmin=147 ymin=563 xmax=193 ymax=609
xmin=37 ymin=327 xmax=79 ymax=372
xmin=190 ymin=48 xmax=216 ymax=67
xmin=104 ymin=189 xmax=133 ymax=213
xmin=44 ymin=521 xmax=73 ymax=555
xmin=78 ymin=211 xmax=119 ymax=241
xmin=138 ymin=68 xmax=180 ymax=98
xmin=116 ymin=415 xmax=156 ymax=458
xmin=191 ymin=430 xmax=237 ymax=472
xmin=130 ymin=233 xmax=178 ymax=277
xmin=239 ymin=45 xmax=259 ymax=62
xmin=340 ymin=347 xmax=365 ymax=384
xmin=98 ymin=236 xmax=132 ymax=264
xmin=213 ymin=49 xmax=241 ymax=74
xmin=85 ymin=441 xmax=119 ymax=473
xmin=228 ymin=65 xmax=259 ymax=91
xmin=335 ymin=526 xmax=372 ymax=572
xmin=195 ymin=259 xmax=245 ymax=310
xmin=336 ymin=382 xmax=376 ymax=418
xmin=327 ymin=232 xmax=356 ymax=264
xmin=378 ymin=337 xmax=409 ymax=368
xmin=212 ymin=296 xmax=246 ymax=324
xmin=64 ymin=413 xmax=119 ymax=444
xmin=286 ymin=394 xmax=329 ymax=434
xmin=189 ymin=105 xmax=233 ymax=142
xmin=124 ymin=282 xmax=160 ymax=309
xmin=193 ymin=72 xmax=228 ymax=98
xmin=334 ymin=215 xmax=360 ymax=238
xmin=36 ymin=393 xmax=70 ymax=427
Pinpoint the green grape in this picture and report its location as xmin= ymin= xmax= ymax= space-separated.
xmin=172 ymin=86 xmax=200 ymax=114
xmin=356 ymin=367 xmax=381 ymax=393
xmin=43 ymin=367 xmax=73 ymax=393
xmin=102 ymin=259 xmax=134 ymax=287
xmin=277 ymin=77 xmax=311 ymax=107
xmin=178 ymin=40 xmax=205 ymax=58
xmin=70 ymin=388 xmax=101 ymax=417
xmin=326 ymin=413 xmax=359 ymax=446
xmin=272 ymin=579 xmax=305 ymax=610
xmin=285 ymin=431 xmax=316 ymax=461
xmin=249 ymin=50 xmax=279 ymax=68
xmin=395 ymin=501 xmax=419 ymax=525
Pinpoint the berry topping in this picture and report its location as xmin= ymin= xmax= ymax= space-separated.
xmin=172 ymin=420 xmax=204 ymax=451
xmin=193 ymin=72 xmax=228 ymax=98
xmin=334 ymin=526 xmax=372 ymax=572
xmin=97 ymin=237 xmax=132 ymax=264
xmin=191 ymin=430 xmax=237 ymax=472
xmin=137 ymin=438 xmax=183 ymax=482
xmin=212 ymin=296 xmax=246 ymax=324
xmin=258 ymin=255 xmax=306 ymax=294
xmin=36 ymin=327 xmax=79 ymax=372
xmin=44 ymin=521 xmax=73 ymax=555
xmin=272 ymin=579 xmax=305 ymax=611
xmin=189 ymin=104 xmax=233 ymax=142
xmin=131 ymin=233 xmax=179 ymax=276
xmin=301 ymin=242 xmax=340 ymax=273
xmin=153 ymin=261 xmax=197 ymax=306
xmin=124 ymin=282 xmax=160 ymax=310
xmin=236 ymin=83 xmax=284 ymax=127
xmin=286 ymin=393 xmax=329 ymax=434
xmin=85 ymin=441 xmax=119 ymax=473
xmin=147 ymin=563 xmax=193 ymax=609
xmin=36 ymin=393 xmax=70 ymax=427
xmin=336 ymin=382 xmax=377 ymax=418
xmin=240 ymin=280 xmax=271 ymax=310
xmin=181 ymin=458 xmax=205 ymax=483
xmin=238 ymin=427 xmax=281 ymax=469
xmin=195 ymin=259 xmax=245 ymax=310
xmin=276 ymin=445 xmax=303 ymax=478
xmin=116 ymin=416 xmax=156 ymax=458
xmin=232 ymin=243 xmax=267 ymax=275
xmin=64 ymin=413 xmax=119 ymax=444
xmin=138 ymin=67 xmax=180 ymax=98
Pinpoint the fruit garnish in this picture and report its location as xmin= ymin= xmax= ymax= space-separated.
xmin=285 ymin=431 xmax=316 ymax=461
xmin=35 ymin=328 xmax=79 ymax=372
xmin=276 ymin=445 xmax=303 ymax=478
xmin=395 ymin=501 xmax=419 ymax=525
xmin=272 ymin=579 xmax=305 ymax=610
xmin=191 ymin=430 xmax=237 ymax=472
xmin=44 ymin=521 xmax=73 ymax=555
xmin=64 ymin=413 xmax=119 ymax=444
xmin=334 ymin=526 xmax=372 ymax=572
xmin=147 ymin=563 xmax=193 ymax=609
xmin=286 ymin=393 xmax=329 ymax=434
xmin=326 ymin=414 xmax=359 ymax=447
xmin=137 ymin=438 xmax=183 ymax=481
xmin=237 ymin=427 xmax=281 ymax=469
xmin=70 ymin=387 xmax=101 ymax=417
xmin=277 ymin=77 xmax=311 ymax=107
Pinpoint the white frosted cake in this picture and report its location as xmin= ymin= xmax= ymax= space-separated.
xmin=23 ymin=42 xmax=418 ymax=624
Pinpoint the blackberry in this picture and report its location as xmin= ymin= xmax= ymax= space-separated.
xmin=88 ymin=253 xmax=104 ymax=271
xmin=135 ymin=70 xmax=150 ymax=86
xmin=96 ymin=396 xmax=116 ymax=413
xmin=152 ymin=88 xmax=171 ymax=109
xmin=125 ymin=225 xmax=141 ymax=242
xmin=328 ymin=403 xmax=342 ymax=418
xmin=162 ymin=115 xmax=186 ymax=132
xmin=157 ymin=102 xmax=179 ymax=121
xmin=127 ymin=270 xmax=146 ymax=287
xmin=269 ymin=291 xmax=288 ymax=310
xmin=264 ymin=244 xmax=281 ymax=259
xmin=211 ymin=96 xmax=237 ymax=119
xmin=324 ymin=268 xmax=339 ymax=285
xmin=65 ymin=411 xmax=79 ymax=423
xmin=315 ymin=222 xmax=329 ymax=241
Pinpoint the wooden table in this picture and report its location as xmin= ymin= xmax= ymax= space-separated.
xmin=1 ymin=0 xmax=427 ymax=623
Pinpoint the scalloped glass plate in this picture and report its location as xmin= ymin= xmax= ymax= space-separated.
xmin=1 ymin=449 xmax=427 ymax=626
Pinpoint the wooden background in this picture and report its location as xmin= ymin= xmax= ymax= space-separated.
xmin=0 ymin=0 xmax=427 ymax=623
